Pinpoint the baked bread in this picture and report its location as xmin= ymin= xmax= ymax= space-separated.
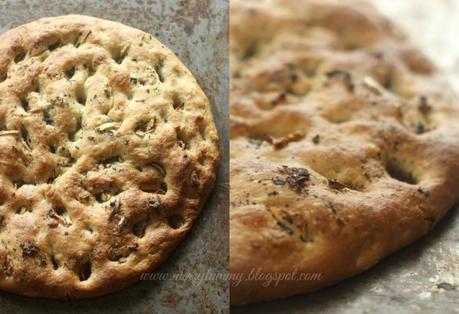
xmin=0 ymin=15 xmax=219 ymax=299
xmin=230 ymin=0 xmax=459 ymax=304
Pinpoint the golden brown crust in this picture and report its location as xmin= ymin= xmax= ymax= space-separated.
xmin=0 ymin=15 xmax=219 ymax=299
xmin=230 ymin=0 xmax=459 ymax=304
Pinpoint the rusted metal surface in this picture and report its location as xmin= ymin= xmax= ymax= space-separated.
xmin=233 ymin=1 xmax=459 ymax=313
xmin=0 ymin=0 xmax=229 ymax=313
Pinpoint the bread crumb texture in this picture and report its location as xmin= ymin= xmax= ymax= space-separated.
xmin=230 ymin=0 xmax=459 ymax=304
xmin=0 ymin=15 xmax=219 ymax=299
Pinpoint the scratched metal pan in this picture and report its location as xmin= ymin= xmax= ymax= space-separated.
xmin=0 ymin=0 xmax=229 ymax=313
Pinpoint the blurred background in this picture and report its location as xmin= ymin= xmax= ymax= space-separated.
xmin=374 ymin=0 xmax=459 ymax=93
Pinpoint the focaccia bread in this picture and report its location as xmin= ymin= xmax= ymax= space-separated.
xmin=230 ymin=0 xmax=459 ymax=304
xmin=0 ymin=15 xmax=219 ymax=299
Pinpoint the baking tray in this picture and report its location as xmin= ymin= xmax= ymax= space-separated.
xmin=0 ymin=0 xmax=229 ymax=313
xmin=232 ymin=1 xmax=459 ymax=313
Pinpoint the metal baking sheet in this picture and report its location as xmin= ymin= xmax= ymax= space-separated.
xmin=232 ymin=1 xmax=459 ymax=313
xmin=0 ymin=0 xmax=229 ymax=313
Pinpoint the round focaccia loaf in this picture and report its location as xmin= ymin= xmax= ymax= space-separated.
xmin=0 ymin=15 xmax=219 ymax=299
xmin=230 ymin=0 xmax=459 ymax=305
